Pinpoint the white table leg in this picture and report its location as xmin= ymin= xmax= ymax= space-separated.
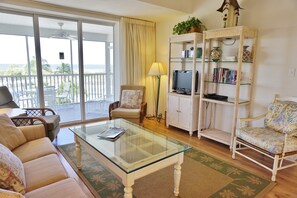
xmin=124 ymin=186 xmax=133 ymax=198
xmin=174 ymin=154 xmax=184 ymax=196
xmin=123 ymin=175 xmax=134 ymax=198
xmin=74 ymin=135 xmax=82 ymax=170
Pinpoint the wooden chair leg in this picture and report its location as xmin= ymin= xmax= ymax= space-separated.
xmin=271 ymin=154 xmax=279 ymax=181
xmin=232 ymin=137 xmax=237 ymax=159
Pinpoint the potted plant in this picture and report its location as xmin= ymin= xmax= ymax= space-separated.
xmin=172 ymin=17 xmax=207 ymax=35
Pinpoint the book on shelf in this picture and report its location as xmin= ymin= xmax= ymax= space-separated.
xmin=97 ymin=127 xmax=125 ymax=140
xmin=213 ymin=67 xmax=238 ymax=84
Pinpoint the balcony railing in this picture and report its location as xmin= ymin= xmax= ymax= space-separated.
xmin=0 ymin=73 xmax=113 ymax=108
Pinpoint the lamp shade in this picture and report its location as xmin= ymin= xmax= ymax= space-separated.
xmin=148 ymin=62 xmax=165 ymax=76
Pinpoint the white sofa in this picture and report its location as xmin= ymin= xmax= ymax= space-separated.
xmin=0 ymin=113 xmax=88 ymax=198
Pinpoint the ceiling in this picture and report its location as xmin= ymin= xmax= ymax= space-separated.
xmin=0 ymin=0 xmax=197 ymax=38
xmin=31 ymin=0 xmax=193 ymax=21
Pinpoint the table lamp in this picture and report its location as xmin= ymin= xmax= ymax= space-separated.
xmin=148 ymin=62 xmax=165 ymax=121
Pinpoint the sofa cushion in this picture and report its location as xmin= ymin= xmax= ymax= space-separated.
xmin=111 ymin=107 xmax=141 ymax=119
xmin=120 ymin=90 xmax=143 ymax=109
xmin=13 ymin=137 xmax=57 ymax=163
xmin=25 ymin=178 xmax=87 ymax=198
xmin=0 ymin=114 xmax=27 ymax=150
xmin=236 ymin=127 xmax=297 ymax=154
xmin=18 ymin=125 xmax=45 ymax=142
xmin=0 ymin=188 xmax=25 ymax=198
xmin=0 ymin=144 xmax=26 ymax=194
xmin=24 ymin=154 xmax=68 ymax=192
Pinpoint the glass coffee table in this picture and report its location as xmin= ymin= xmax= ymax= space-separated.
xmin=69 ymin=119 xmax=191 ymax=198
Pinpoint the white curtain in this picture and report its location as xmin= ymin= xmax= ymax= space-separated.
xmin=120 ymin=17 xmax=156 ymax=116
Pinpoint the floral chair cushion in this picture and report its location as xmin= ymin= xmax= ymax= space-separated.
xmin=236 ymin=127 xmax=297 ymax=154
xmin=0 ymin=144 xmax=26 ymax=194
xmin=120 ymin=90 xmax=143 ymax=109
xmin=264 ymin=101 xmax=297 ymax=133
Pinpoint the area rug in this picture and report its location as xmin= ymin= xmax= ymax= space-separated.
xmin=58 ymin=143 xmax=275 ymax=198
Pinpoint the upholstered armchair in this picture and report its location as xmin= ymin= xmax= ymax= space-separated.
xmin=0 ymin=86 xmax=60 ymax=142
xmin=232 ymin=95 xmax=297 ymax=181
xmin=109 ymin=85 xmax=147 ymax=125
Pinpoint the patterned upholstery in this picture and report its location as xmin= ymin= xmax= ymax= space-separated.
xmin=264 ymin=101 xmax=297 ymax=133
xmin=237 ymin=101 xmax=297 ymax=154
xmin=120 ymin=90 xmax=143 ymax=109
xmin=0 ymin=144 xmax=26 ymax=194
xmin=109 ymin=85 xmax=147 ymax=125
xmin=236 ymin=127 xmax=297 ymax=154
xmin=234 ymin=97 xmax=297 ymax=181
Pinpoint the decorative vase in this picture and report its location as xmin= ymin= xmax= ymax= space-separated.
xmin=242 ymin=45 xmax=252 ymax=62
xmin=210 ymin=47 xmax=222 ymax=62
xmin=196 ymin=47 xmax=202 ymax=58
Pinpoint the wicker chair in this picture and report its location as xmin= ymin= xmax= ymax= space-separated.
xmin=0 ymin=86 xmax=60 ymax=141
xmin=109 ymin=85 xmax=147 ymax=125
xmin=232 ymin=95 xmax=297 ymax=181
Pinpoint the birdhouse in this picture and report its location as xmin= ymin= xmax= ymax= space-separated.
xmin=217 ymin=0 xmax=242 ymax=28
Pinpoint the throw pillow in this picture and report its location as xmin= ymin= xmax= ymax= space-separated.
xmin=0 ymin=114 xmax=26 ymax=150
xmin=0 ymin=188 xmax=25 ymax=198
xmin=0 ymin=144 xmax=26 ymax=194
xmin=120 ymin=90 xmax=143 ymax=109
xmin=264 ymin=101 xmax=297 ymax=133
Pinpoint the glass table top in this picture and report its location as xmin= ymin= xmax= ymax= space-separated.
xmin=69 ymin=119 xmax=191 ymax=173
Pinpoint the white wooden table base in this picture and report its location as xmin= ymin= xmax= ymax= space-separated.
xmin=74 ymin=134 xmax=184 ymax=197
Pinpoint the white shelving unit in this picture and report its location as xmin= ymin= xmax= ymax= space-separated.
xmin=198 ymin=26 xmax=258 ymax=148
xmin=166 ymin=33 xmax=202 ymax=136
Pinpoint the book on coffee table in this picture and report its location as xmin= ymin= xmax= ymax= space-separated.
xmin=97 ymin=127 xmax=125 ymax=139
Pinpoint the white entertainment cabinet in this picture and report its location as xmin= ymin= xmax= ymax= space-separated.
xmin=166 ymin=33 xmax=202 ymax=136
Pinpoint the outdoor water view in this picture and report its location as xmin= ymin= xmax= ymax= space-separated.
xmin=0 ymin=25 xmax=114 ymax=123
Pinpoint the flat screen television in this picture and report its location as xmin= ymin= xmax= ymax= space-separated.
xmin=172 ymin=70 xmax=199 ymax=94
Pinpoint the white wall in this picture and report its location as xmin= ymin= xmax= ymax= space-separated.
xmin=156 ymin=0 xmax=297 ymax=119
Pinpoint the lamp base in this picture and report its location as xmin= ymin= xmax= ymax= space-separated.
xmin=157 ymin=113 xmax=162 ymax=122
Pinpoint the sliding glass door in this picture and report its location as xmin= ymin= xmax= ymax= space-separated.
xmin=39 ymin=17 xmax=80 ymax=123
xmin=0 ymin=12 xmax=37 ymax=108
xmin=82 ymin=22 xmax=114 ymax=120
xmin=0 ymin=10 xmax=117 ymax=123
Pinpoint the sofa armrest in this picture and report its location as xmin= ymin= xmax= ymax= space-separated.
xmin=11 ymin=116 xmax=48 ymax=137
xmin=109 ymin=101 xmax=120 ymax=120
xmin=18 ymin=125 xmax=46 ymax=141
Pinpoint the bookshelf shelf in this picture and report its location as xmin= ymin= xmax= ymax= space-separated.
xmin=199 ymin=128 xmax=231 ymax=146
xmin=170 ymin=57 xmax=253 ymax=64
xmin=204 ymin=81 xmax=251 ymax=85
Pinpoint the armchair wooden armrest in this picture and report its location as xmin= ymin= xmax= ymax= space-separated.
xmin=239 ymin=113 xmax=266 ymax=127
xmin=25 ymin=107 xmax=56 ymax=116
xmin=11 ymin=116 xmax=48 ymax=136
xmin=140 ymin=102 xmax=147 ymax=124
xmin=109 ymin=101 xmax=120 ymax=120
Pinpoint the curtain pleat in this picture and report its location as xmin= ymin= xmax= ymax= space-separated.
xmin=120 ymin=17 xmax=156 ymax=116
